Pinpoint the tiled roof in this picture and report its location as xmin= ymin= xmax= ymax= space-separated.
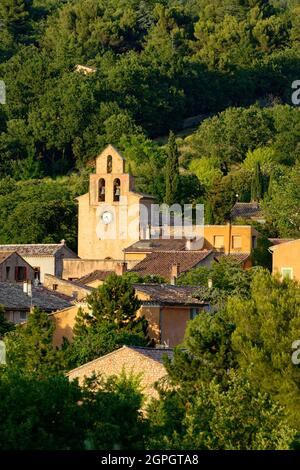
xmin=67 ymin=345 xmax=174 ymax=377
xmin=131 ymin=191 xmax=156 ymax=199
xmin=131 ymin=250 xmax=213 ymax=280
xmin=125 ymin=238 xmax=188 ymax=253
xmin=269 ymin=238 xmax=295 ymax=246
xmin=214 ymin=253 xmax=250 ymax=263
xmin=134 ymin=284 xmax=206 ymax=305
xmin=231 ymin=202 xmax=264 ymax=220
xmin=0 ymin=243 xmax=77 ymax=257
xmin=0 ymin=252 xmax=15 ymax=263
xmin=78 ymin=270 xmax=114 ymax=284
xmin=127 ymin=346 xmax=174 ymax=362
xmin=0 ymin=282 xmax=72 ymax=311
xmin=269 ymin=238 xmax=300 ymax=251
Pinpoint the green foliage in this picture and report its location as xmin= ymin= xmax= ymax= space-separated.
xmin=0 ymin=305 xmax=14 ymax=339
xmin=189 ymin=156 xmax=222 ymax=191
xmin=227 ymin=270 xmax=300 ymax=430
xmin=147 ymin=271 xmax=297 ymax=450
xmin=178 ymin=257 xmax=259 ymax=310
xmin=164 ymin=131 xmax=180 ymax=205
xmin=161 ymin=373 xmax=294 ymax=450
xmin=0 ymin=174 xmax=88 ymax=250
xmin=122 ymin=272 xmax=167 ymax=285
xmin=243 ymin=146 xmax=276 ymax=173
xmin=251 ymin=161 xmax=264 ymax=201
xmin=4 ymin=307 xmax=65 ymax=378
xmin=263 ymin=163 xmax=300 ymax=238
xmin=0 ymin=0 xmax=297 ymax=181
xmin=147 ymin=371 xmax=294 ymax=450
xmin=66 ymin=274 xmax=150 ymax=369
xmin=66 ymin=320 xmax=149 ymax=369
xmin=87 ymin=273 xmax=142 ymax=327
xmin=189 ymin=106 xmax=275 ymax=170
xmin=119 ymin=133 xmax=167 ymax=202
xmin=0 ymin=371 xmax=146 ymax=450
xmin=251 ymin=235 xmax=273 ymax=270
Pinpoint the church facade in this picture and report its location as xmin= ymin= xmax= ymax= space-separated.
xmin=77 ymin=145 xmax=155 ymax=261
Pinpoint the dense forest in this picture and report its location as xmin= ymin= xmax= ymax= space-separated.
xmin=1 ymin=0 xmax=300 ymax=452
xmin=0 ymin=0 xmax=299 ymax=246
xmin=1 ymin=267 xmax=300 ymax=450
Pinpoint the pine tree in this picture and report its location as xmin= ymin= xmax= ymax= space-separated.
xmin=87 ymin=273 xmax=142 ymax=328
xmin=205 ymin=201 xmax=214 ymax=224
xmin=5 ymin=307 xmax=64 ymax=377
xmin=164 ymin=131 xmax=180 ymax=206
xmin=251 ymin=161 xmax=263 ymax=202
xmin=0 ymin=0 xmax=31 ymax=36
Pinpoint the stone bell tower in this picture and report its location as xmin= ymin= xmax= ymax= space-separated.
xmin=77 ymin=145 xmax=155 ymax=260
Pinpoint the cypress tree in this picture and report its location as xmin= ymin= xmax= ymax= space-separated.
xmin=251 ymin=161 xmax=263 ymax=202
xmin=164 ymin=131 xmax=180 ymax=206
xmin=205 ymin=201 xmax=214 ymax=225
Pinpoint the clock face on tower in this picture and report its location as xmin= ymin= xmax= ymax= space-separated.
xmin=101 ymin=211 xmax=113 ymax=225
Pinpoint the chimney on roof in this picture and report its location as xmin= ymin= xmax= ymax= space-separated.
xmin=60 ymin=239 xmax=66 ymax=245
xmin=116 ymin=262 xmax=128 ymax=276
xmin=171 ymin=264 xmax=180 ymax=285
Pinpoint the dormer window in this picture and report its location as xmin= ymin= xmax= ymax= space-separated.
xmin=113 ymin=178 xmax=121 ymax=202
xmin=98 ymin=178 xmax=106 ymax=202
xmin=107 ymin=155 xmax=112 ymax=174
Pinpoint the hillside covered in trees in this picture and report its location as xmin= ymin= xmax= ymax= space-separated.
xmin=0 ymin=0 xmax=299 ymax=245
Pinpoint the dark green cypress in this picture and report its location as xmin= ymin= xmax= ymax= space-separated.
xmin=165 ymin=131 xmax=180 ymax=205
xmin=251 ymin=161 xmax=263 ymax=202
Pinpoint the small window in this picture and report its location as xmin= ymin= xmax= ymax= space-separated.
xmin=107 ymin=155 xmax=112 ymax=174
xmin=52 ymin=284 xmax=58 ymax=291
xmin=6 ymin=266 xmax=10 ymax=280
xmin=190 ymin=307 xmax=200 ymax=320
xmin=232 ymin=236 xmax=242 ymax=249
xmin=98 ymin=178 xmax=106 ymax=202
xmin=34 ymin=267 xmax=40 ymax=281
xmin=214 ymin=236 xmax=224 ymax=249
xmin=281 ymin=268 xmax=293 ymax=280
xmin=15 ymin=266 xmax=27 ymax=282
xmin=252 ymin=236 xmax=257 ymax=249
xmin=113 ymin=178 xmax=121 ymax=202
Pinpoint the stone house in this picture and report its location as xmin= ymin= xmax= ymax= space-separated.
xmin=67 ymin=345 xmax=174 ymax=400
xmin=270 ymin=239 xmax=300 ymax=282
xmin=51 ymin=283 xmax=208 ymax=348
xmin=0 ymin=251 xmax=35 ymax=283
xmin=0 ymin=241 xmax=77 ymax=283
xmin=0 ymin=282 xmax=72 ymax=324
xmin=43 ymin=274 xmax=93 ymax=301
xmin=230 ymin=202 xmax=265 ymax=224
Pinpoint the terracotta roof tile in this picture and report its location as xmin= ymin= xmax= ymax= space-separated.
xmin=131 ymin=250 xmax=213 ymax=280
xmin=0 ymin=252 xmax=15 ymax=263
xmin=0 ymin=282 xmax=72 ymax=311
xmin=134 ymin=284 xmax=206 ymax=305
xmin=231 ymin=202 xmax=264 ymax=220
xmin=67 ymin=345 xmax=174 ymax=378
xmin=78 ymin=270 xmax=114 ymax=284
xmin=125 ymin=238 xmax=188 ymax=253
xmin=0 ymin=243 xmax=77 ymax=257
xmin=269 ymin=238 xmax=295 ymax=246
xmin=214 ymin=253 xmax=250 ymax=263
